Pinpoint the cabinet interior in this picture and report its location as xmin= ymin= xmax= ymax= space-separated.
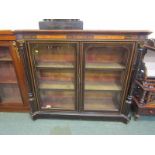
xmin=30 ymin=43 xmax=77 ymax=110
xmin=83 ymin=43 xmax=130 ymax=111
xmin=0 ymin=46 xmax=23 ymax=105
xmin=28 ymin=41 xmax=132 ymax=112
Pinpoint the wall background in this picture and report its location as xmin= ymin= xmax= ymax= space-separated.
xmin=0 ymin=0 xmax=155 ymax=38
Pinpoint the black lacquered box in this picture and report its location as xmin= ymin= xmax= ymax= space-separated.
xmin=39 ymin=19 xmax=83 ymax=30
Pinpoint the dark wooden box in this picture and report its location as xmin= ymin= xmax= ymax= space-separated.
xmin=39 ymin=19 xmax=83 ymax=30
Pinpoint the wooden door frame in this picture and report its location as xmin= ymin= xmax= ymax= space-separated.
xmin=25 ymin=40 xmax=80 ymax=113
xmin=80 ymin=41 xmax=136 ymax=114
xmin=0 ymin=41 xmax=28 ymax=111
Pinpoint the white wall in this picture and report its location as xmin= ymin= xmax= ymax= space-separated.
xmin=0 ymin=0 xmax=155 ymax=37
xmin=144 ymin=50 xmax=155 ymax=77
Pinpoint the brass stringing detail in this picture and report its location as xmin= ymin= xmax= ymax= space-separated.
xmin=17 ymin=40 xmax=25 ymax=47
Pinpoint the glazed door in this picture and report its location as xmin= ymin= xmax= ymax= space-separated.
xmin=27 ymin=41 xmax=78 ymax=111
xmin=81 ymin=42 xmax=135 ymax=112
xmin=0 ymin=41 xmax=27 ymax=111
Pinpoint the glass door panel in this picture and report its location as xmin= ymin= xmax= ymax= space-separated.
xmin=0 ymin=84 xmax=22 ymax=103
xmin=37 ymin=69 xmax=75 ymax=90
xmin=85 ymin=70 xmax=122 ymax=91
xmin=0 ymin=46 xmax=23 ymax=105
xmin=84 ymin=91 xmax=120 ymax=111
xmin=30 ymin=42 xmax=77 ymax=111
xmin=0 ymin=62 xmax=18 ymax=82
xmin=34 ymin=43 xmax=75 ymax=68
xmin=83 ymin=42 xmax=133 ymax=111
xmin=40 ymin=90 xmax=75 ymax=110
xmin=0 ymin=47 xmax=12 ymax=61
xmin=85 ymin=45 xmax=128 ymax=69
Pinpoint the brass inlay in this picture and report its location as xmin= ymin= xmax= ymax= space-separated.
xmin=94 ymin=35 xmax=125 ymax=40
xmin=36 ymin=35 xmax=125 ymax=40
xmin=36 ymin=35 xmax=67 ymax=39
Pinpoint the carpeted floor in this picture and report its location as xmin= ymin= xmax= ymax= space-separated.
xmin=0 ymin=112 xmax=155 ymax=135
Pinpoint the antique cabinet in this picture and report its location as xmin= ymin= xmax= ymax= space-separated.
xmin=130 ymin=39 xmax=155 ymax=119
xmin=0 ymin=31 xmax=28 ymax=111
xmin=15 ymin=30 xmax=151 ymax=122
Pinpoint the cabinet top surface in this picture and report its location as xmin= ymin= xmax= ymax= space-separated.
xmin=0 ymin=30 xmax=15 ymax=40
xmin=0 ymin=30 xmax=14 ymax=35
xmin=14 ymin=29 xmax=152 ymax=35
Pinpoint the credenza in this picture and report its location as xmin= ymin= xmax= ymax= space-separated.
xmin=0 ymin=30 xmax=153 ymax=123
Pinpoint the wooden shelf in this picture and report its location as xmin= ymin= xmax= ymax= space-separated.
xmin=0 ymin=58 xmax=12 ymax=62
xmin=0 ymin=80 xmax=17 ymax=84
xmin=133 ymin=97 xmax=155 ymax=108
xmin=41 ymin=102 xmax=75 ymax=110
xmin=86 ymin=63 xmax=125 ymax=70
xmin=84 ymin=101 xmax=118 ymax=111
xmin=39 ymin=82 xmax=74 ymax=90
xmin=36 ymin=63 xmax=74 ymax=69
xmin=135 ymin=80 xmax=155 ymax=92
xmin=85 ymin=83 xmax=122 ymax=91
xmin=0 ymin=97 xmax=22 ymax=104
xmin=145 ymin=102 xmax=155 ymax=107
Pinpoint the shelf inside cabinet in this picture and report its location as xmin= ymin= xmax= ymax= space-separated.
xmin=41 ymin=100 xmax=75 ymax=110
xmin=84 ymin=101 xmax=118 ymax=111
xmin=36 ymin=62 xmax=74 ymax=69
xmin=86 ymin=63 xmax=125 ymax=70
xmin=0 ymin=47 xmax=12 ymax=62
xmin=0 ymin=97 xmax=22 ymax=104
xmin=85 ymin=83 xmax=122 ymax=91
xmin=40 ymin=89 xmax=75 ymax=110
xmin=84 ymin=90 xmax=120 ymax=111
xmin=0 ymin=80 xmax=17 ymax=84
xmin=85 ymin=70 xmax=122 ymax=91
xmin=39 ymin=82 xmax=74 ymax=90
xmin=0 ymin=58 xmax=12 ymax=62
xmin=0 ymin=84 xmax=23 ymax=104
xmin=0 ymin=61 xmax=18 ymax=83
xmin=41 ymin=103 xmax=75 ymax=110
